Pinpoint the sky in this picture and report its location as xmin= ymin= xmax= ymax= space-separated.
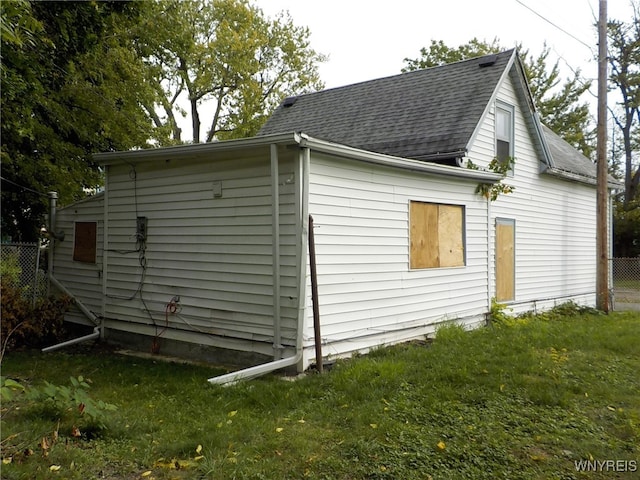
xmin=257 ymin=0 xmax=634 ymax=109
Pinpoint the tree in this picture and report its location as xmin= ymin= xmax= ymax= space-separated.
xmin=608 ymin=4 xmax=640 ymax=209
xmin=402 ymin=39 xmax=594 ymax=157
xmin=608 ymin=1 xmax=640 ymax=256
xmin=135 ymin=0 xmax=326 ymax=144
xmin=1 ymin=1 xmax=156 ymax=241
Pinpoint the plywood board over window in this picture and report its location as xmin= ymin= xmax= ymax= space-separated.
xmin=410 ymin=201 xmax=465 ymax=269
xmin=73 ymin=221 xmax=97 ymax=263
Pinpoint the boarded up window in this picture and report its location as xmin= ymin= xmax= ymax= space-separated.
xmin=73 ymin=222 xmax=97 ymax=263
xmin=495 ymin=218 xmax=515 ymax=301
xmin=410 ymin=201 xmax=465 ymax=269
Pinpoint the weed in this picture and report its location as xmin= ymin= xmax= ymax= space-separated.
xmin=487 ymin=297 xmax=514 ymax=326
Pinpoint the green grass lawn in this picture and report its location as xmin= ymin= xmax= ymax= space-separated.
xmin=1 ymin=309 xmax=639 ymax=480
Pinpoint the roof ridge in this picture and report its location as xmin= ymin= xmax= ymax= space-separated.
xmin=286 ymin=49 xmax=516 ymax=101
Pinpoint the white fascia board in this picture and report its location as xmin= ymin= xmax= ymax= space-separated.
xmin=298 ymin=135 xmax=502 ymax=183
xmin=93 ymin=133 xmax=301 ymax=166
xmin=94 ymin=132 xmax=501 ymax=183
xmin=56 ymin=190 xmax=105 ymax=211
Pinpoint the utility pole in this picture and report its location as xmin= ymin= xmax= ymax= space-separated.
xmin=596 ymin=0 xmax=610 ymax=312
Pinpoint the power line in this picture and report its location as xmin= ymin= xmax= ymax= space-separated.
xmin=514 ymin=0 xmax=595 ymax=52
xmin=0 ymin=176 xmax=50 ymax=197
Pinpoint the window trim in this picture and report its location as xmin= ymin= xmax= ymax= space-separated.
xmin=495 ymin=102 xmax=515 ymax=175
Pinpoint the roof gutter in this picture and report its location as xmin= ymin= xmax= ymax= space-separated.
xmin=95 ymin=132 xmax=501 ymax=183
xmin=94 ymin=133 xmax=301 ymax=166
xmin=543 ymin=166 xmax=622 ymax=189
xmin=297 ymin=134 xmax=502 ymax=183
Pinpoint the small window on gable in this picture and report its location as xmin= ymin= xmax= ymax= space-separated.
xmin=495 ymin=103 xmax=514 ymax=171
xmin=410 ymin=201 xmax=465 ymax=269
xmin=73 ymin=222 xmax=97 ymax=263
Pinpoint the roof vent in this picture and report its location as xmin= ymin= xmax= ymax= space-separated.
xmin=479 ymin=54 xmax=498 ymax=68
xmin=282 ymin=96 xmax=298 ymax=108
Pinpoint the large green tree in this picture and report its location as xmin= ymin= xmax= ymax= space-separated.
xmin=403 ymin=39 xmax=594 ymax=157
xmin=608 ymin=2 xmax=640 ymax=256
xmin=1 ymin=0 xmax=155 ymax=241
xmin=135 ymin=0 xmax=326 ymax=144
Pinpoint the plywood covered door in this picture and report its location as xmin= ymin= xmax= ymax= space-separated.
xmin=495 ymin=218 xmax=515 ymax=302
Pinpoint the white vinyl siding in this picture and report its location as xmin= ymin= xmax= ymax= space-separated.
xmin=103 ymin=150 xmax=298 ymax=355
xmin=470 ymin=73 xmax=597 ymax=311
xmin=53 ymin=193 xmax=105 ymax=325
xmin=304 ymin=153 xmax=489 ymax=363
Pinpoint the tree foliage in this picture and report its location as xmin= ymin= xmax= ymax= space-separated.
xmin=1 ymin=0 xmax=155 ymax=241
xmin=135 ymin=0 xmax=326 ymax=144
xmin=1 ymin=0 xmax=325 ymax=241
xmin=608 ymin=1 xmax=640 ymax=256
xmin=608 ymin=4 xmax=640 ymax=207
xmin=402 ymin=39 xmax=594 ymax=157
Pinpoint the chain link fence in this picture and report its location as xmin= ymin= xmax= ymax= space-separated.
xmin=1 ymin=242 xmax=48 ymax=306
xmin=612 ymin=257 xmax=640 ymax=308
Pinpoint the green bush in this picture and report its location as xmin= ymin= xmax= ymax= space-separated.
xmin=0 ymin=284 xmax=72 ymax=354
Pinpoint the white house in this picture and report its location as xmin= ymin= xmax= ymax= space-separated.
xmin=51 ymin=50 xmax=613 ymax=383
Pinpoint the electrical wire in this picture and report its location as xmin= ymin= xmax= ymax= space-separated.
xmin=0 ymin=176 xmax=50 ymax=197
xmin=104 ymin=163 xmax=157 ymax=341
xmin=514 ymin=0 xmax=594 ymax=52
xmin=151 ymin=297 xmax=178 ymax=354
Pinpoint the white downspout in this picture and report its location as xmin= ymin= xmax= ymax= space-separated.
xmin=208 ymin=145 xmax=310 ymax=385
xmin=101 ymin=166 xmax=109 ymax=340
xmin=43 ymin=190 xmax=102 ymax=352
xmin=47 ymin=192 xmax=57 ymax=296
xmin=271 ymin=144 xmax=283 ymax=360
xmin=42 ymin=275 xmax=101 ymax=352
xmin=487 ymin=197 xmax=492 ymax=314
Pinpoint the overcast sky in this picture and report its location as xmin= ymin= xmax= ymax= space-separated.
xmin=257 ymin=0 xmax=634 ymax=108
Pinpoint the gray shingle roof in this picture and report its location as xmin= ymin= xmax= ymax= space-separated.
xmin=259 ymin=49 xmax=601 ymax=185
xmin=542 ymin=124 xmax=596 ymax=178
xmin=259 ymin=50 xmax=516 ymax=161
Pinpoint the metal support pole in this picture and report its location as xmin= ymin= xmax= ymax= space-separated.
xmin=308 ymin=215 xmax=323 ymax=373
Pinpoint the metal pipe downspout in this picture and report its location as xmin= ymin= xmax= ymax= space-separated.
xmin=42 ymin=275 xmax=101 ymax=352
xmin=270 ymin=144 xmax=282 ymax=360
xmin=47 ymin=192 xmax=57 ymax=295
xmin=208 ymin=146 xmax=310 ymax=385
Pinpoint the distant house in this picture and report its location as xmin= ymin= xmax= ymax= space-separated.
xmin=52 ymin=50 xmax=613 ymax=382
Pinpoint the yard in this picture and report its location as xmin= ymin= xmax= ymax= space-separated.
xmin=1 ymin=306 xmax=639 ymax=480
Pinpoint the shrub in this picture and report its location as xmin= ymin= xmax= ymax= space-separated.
xmin=0 ymin=284 xmax=73 ymax=355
